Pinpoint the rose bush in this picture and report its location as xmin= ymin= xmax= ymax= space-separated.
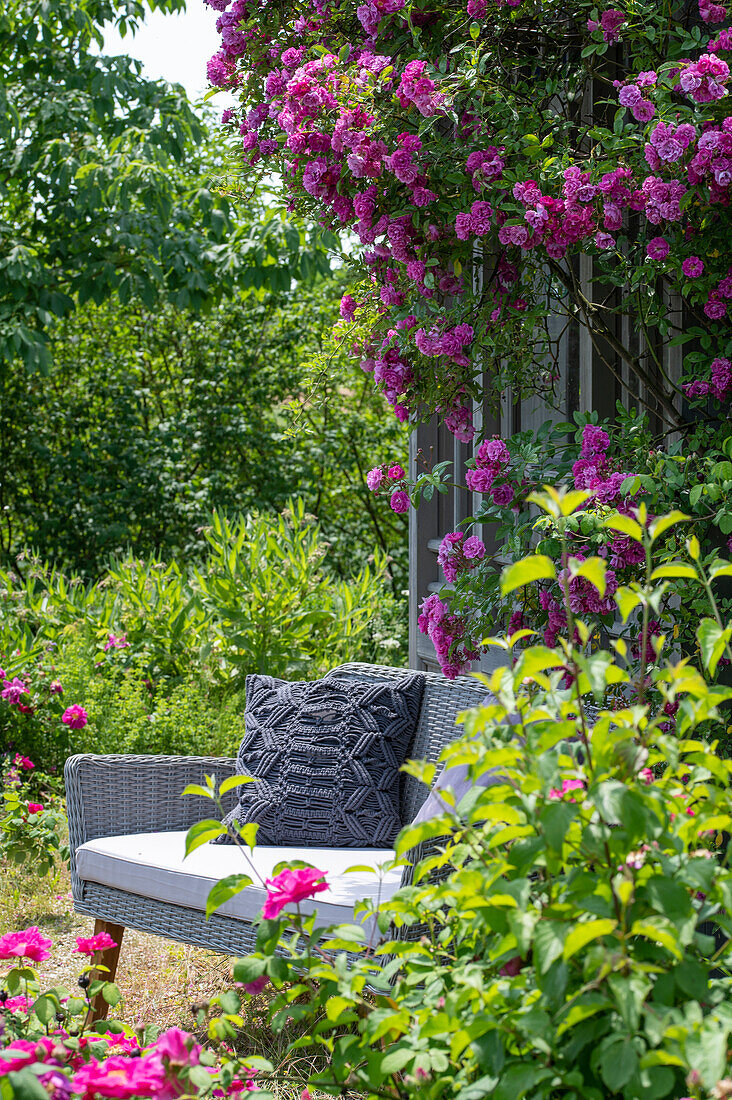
xmin=204 ymin=0 xmax=732 ymax=676
xmin=0 ymin=928 xmax=268 ymax=1100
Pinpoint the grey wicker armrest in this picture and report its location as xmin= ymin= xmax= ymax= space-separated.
xmin=64 ymin=753 xmax=236 ymax=894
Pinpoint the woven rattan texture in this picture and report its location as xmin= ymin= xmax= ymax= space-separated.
xmin=65 ymin=754 xmax=237 ymax=895
xmin=65 ymin=665 xmax=488 ymax=958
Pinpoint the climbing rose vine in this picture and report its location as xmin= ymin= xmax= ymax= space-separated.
xmin=205 ymin=0 xmax=732 ymax=676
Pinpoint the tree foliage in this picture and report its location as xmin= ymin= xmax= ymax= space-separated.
xmin=0 ymin=0 xmax=330 ymax=372
xmin=0 ymin=277 xmax=408 ymax=583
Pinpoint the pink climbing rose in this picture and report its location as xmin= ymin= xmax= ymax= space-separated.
xmin=27 ymin=803 xmax=44 ymax=815
xmin=262 ymin=867 xmax=328 ymax=919
xmin=366 ymin=467 xmax=384 ymax=491
xmin=646 ymin=236 xmax=669 ymax=260
xmin=390 ymin=489 xmax=410 ymax=513
xmin=73 ymin=1055 xmax=166 ymax=1099
xmin=0 ymin=926 xmax=53 ymax=963
xmin=682 ymin=256 xmax=704 ymax=277
xmin=62 ymin=704 xmax=89 ymax=729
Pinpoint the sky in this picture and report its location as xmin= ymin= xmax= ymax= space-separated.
xmin=102 ymin=4 xmax=223 ymax=104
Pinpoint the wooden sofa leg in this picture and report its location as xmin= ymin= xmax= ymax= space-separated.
xmin=88 ymin=920 xmax=125 ymax=1024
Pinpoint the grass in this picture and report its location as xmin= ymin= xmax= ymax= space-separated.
xmin=0 ymin=856 xmax=341 ymax=1099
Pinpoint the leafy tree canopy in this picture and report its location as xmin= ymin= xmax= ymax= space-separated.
xmin=0 ymin=0 xmax=331 ymax=372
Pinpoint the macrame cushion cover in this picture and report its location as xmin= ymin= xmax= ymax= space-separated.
xmin=215 ymin=672 xmax=426 ymax=848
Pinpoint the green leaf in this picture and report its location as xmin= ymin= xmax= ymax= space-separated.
xmin=648 ymin=511 xmax=689 ymax=543
xmin=500 ymin=555 xmax=556 ymax=595
xmin=697 ymin=618 xmax=732 ymax=677
xmin=615 ymin=586 xmax=641 ymax=622
xmin=629 ymin=920 xmax=682 ymax=959
xmin=603 ymin=514 xmax=643 ymax=541
xmin=650 ymin=563 xmax=698 ymax=580
xmin=573 ymin=556 xmax=606 ymax=597
xmin=533 ymin=920 xmax=565 ymax=974
xmin=31 ymin=994 xmax=58 ymax=1024
xmin=232 ymin=958 xmax=265 ymax=984
xmin=6 ymin=1070 xmax=51 ymax=1100
xmin=600 ymin=1037 xmax=638 ymax=1091
xmin=710 ymin=561 xmax=732 ymax=581
xmin=185 ymin=819 xmax=226 ymax=856
xmin=101 ymin=983 xmax=121 ymax=1006
xmin=380 ymin=1048 xmax=414 ymax=1075
xmin=206 ymin=874 xmax=253 ymax=919
xmin=219 ymin=774 xmax=256 ymax=796
xmin=563 ymin=919 xmax=617 ymax=960
xmin=181 ymin=784 xmax=214 ymax=799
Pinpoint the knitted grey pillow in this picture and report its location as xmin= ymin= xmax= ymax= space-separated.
xmin=215 ymin=672 xmax=425 ymax=848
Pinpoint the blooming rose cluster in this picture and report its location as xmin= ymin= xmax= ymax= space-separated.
xmin=202 ymin=0 xmax=730 ymax=455
xmin=465 ymin=436 xmax=514 ymax=505
xmin=436 ymin=531 xmax=486 ymax=583
xmin=417 ymin=592 xmax=480 ymax=678
xmin=203 ymin=0 xmax=732 ymax=451
xmin=365 ymin=462 xmax=409 ymax=512
xmin=0 ymin=920 xmax=316 ymax=1097
xmin=548 ymin=778 xmax=586 ymax=801
xmin=587 ymin=9 xmax=626 ymax=45
xmin=683 ymin=356 xmax=732 ymax=401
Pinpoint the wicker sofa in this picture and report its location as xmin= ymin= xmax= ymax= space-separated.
xmin=65 ymin=662 xmax=486 ymax=1014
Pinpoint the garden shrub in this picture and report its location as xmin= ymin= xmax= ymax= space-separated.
xmin=397 ymin=420 xmax=732 ymax=691
xmin=0 ymin=502 xmax=403 ymax=771
xmin=3 ymin=498 xmax=732 ymax=1099
xmin=0 ymin=279 xmax=408 ymax=590
xmin=190 ymin=496 xmax=732 ymax=1100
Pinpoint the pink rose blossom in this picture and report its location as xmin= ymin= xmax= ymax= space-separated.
xmin=682 ymin=256 xmax=704 ymax=277
xmin=262 ymin=867 xmax=328 ymax=919
xmin=240 ymin=975 xmax=269 ymax=996
xmin=366 ymin=467 xmax=385 ymax=491
xmin=62 ymin=704 xmax=89 ymax=729
xmin=387 ymin=464 xmax=405 ymax=479
xmin=0 ymin=1038 xmax=54 ymax=1076
xmin=73 ymin=1055 xmax=166 ymax=1099
xmin=74 ymin=931 xmax=118 ymax=956
xmin=0 ymin=926 xmax=52 ymax=963
xmin=463 ymin=535 xmax=486 ymax=560
xmin=1 ymin=677 xmax=28 ymax=704
xmin=390 ymin=489 xmax=410 ymax=513
xmin=27 ymin=803 xmax=44 ymax=815
xmin=646 ymin=236 xmax=669 ymax=260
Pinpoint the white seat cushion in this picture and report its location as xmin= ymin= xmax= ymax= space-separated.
xmin=76 ymin=832 xmax=402 ymax=930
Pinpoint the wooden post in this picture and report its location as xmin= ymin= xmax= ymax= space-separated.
xmin=88 ymin=919 xmax=125 ymax=1024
